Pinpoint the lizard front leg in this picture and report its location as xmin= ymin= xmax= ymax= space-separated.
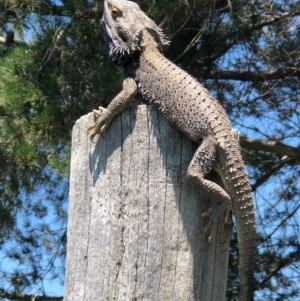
xmin=87 ymin=77 xmax=137 ymax=142
xmin=187 ymin=136 xmax=232 ymax=242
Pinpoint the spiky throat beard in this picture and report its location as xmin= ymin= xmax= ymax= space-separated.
xmin=101 ymin=20 xmax=142 ymax=66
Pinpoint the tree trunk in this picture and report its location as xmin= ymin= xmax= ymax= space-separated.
xmin=64 ymin=105 xmax=231 ymax=301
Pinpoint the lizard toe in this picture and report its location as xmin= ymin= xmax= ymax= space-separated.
xmin=202 ymin=202 xmax=232 ymax=243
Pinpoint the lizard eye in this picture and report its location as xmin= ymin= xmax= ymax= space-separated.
xmin=111 ymin=6 xmax=121 ymax=17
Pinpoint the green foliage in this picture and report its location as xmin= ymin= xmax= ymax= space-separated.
xmin=0 ymin=0 xmax=299 ymax=300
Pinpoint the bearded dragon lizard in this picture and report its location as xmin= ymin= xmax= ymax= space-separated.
xmin=87 ymin=1 xmax=256 ymax=300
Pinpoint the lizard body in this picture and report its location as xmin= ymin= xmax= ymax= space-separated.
xmin=88 ymin=1 xmax=256 ymax=300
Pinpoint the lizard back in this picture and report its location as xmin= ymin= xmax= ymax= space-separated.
xmin=134 ymin=47 xmax=233 ymax=145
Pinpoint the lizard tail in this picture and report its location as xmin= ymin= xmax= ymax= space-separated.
xmin=223 ymin=143 xmax=256 ymax=301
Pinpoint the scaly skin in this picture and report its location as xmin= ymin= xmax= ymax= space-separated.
xmin=87 ymin=1 xmax=256 ymax=300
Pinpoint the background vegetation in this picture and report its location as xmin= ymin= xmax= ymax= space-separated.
xmin=0 ymin=0 xmax=299 ymax=300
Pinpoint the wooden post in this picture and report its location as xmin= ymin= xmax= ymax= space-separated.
xmin=64 ymin=105 xmax=231 ymax=301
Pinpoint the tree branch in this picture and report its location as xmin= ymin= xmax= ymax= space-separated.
xmin=37 ymin=3 xmax=100 ymax=19
xmin=240 ymin=136 xmax=300 ymax=160
xmin=0 ymin=289 xmax=62 ymax=301
xmin=253 ymin=11 xmax=300 ymax=30
xmin=260 ymin=248 xmax=300 ymax=288
xmin=195 ymin=10 xmax=300 ymax=67
xmin=251 ymin=156 xmax=291 ymax=191
xmin=195 ymin=67 xmax=300 ymax=82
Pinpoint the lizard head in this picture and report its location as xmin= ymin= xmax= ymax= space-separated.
xmin=101 ymin=0 xmax=169 ymax=65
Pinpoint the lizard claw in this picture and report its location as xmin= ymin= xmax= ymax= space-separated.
xmin=202 ymin=203 xmax=232 ymax=243
xmin=87 ymin=106 xmax=112 ymax=142
xmin=223 ymin=205 xmax=232 ymax=225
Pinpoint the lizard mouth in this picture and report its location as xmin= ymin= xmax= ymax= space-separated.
xmin=100 ymin=13 xmax=133 ymax=66
xmin=100 ymin=0 xmax=143 ymax=66
xmin=101 ymin=22 xmax=128 ymax=64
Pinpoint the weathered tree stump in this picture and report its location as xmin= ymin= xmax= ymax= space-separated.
xmin=64 ymin=105 xmax=231 ymax=301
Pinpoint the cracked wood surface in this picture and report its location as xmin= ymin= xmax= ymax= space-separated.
xmin=64 ymin=105 xmax=231 ymax=301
